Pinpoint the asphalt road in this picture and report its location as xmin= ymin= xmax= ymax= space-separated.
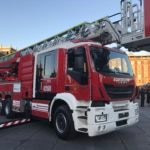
xmin=0 ymin=102 xmax=150 ymax=150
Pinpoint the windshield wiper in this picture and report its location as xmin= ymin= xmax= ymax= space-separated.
xmin=115 ymin=72 xmax=131 ymax=76
xmin=102 ymin=70 xmax=116 ymax=74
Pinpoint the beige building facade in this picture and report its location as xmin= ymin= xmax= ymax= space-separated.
xmin=128 ymin=52 xmax=150 ymax=86
xmin=0 ymin=46 xmax=16 ymax=56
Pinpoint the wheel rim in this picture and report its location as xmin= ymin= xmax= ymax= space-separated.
xmin=0 ymin=102 xmax=2 ymax=110
xmin=55 ymin=113 xmax=67 ymax=134
xmin=5 ymin=104 xmax=10 ymax=115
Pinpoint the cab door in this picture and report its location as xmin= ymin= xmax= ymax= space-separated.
xmin=65 ymin=46 xmax=91 ymax=100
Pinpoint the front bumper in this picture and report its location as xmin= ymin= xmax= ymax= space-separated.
xmin=87 ymin=101 xmax=139 ymax=137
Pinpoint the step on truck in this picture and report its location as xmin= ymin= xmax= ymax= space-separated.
xmin=0 ymin=0 xmax=141 ymax=140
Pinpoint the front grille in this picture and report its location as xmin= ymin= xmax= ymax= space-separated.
xmin=116 ymin=120 xmax=127 ymax=126
xmin=104 ymin=84 xmax=134 ymax=99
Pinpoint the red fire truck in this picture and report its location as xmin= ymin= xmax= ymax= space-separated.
xmin=0 ymin=40 xmax=139 ymax=139
xmin=1 ymin=0 xmax=147 ymax=140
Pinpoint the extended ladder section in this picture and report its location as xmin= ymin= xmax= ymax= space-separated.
xmin=0 ymin=0 xmax=149 ymax=63
xmin=19 ymin=16 xmax=122 ymax=55
xmin=18 ymin=0 xmax=150 ymax=53
xmin=0 ymin=16 xmax=122 ymax=62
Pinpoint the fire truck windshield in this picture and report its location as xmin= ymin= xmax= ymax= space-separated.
xmin=90 ymin=46 xmax=133 ymax=77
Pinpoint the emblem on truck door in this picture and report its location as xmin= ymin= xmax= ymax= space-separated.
xmin=43 ymin=85 xmax=51 ymax=92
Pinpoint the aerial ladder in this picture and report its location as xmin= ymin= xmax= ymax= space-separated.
xmin=0 ymin=0 xmax=149 ymax=63
xmin=0 ymin=0 xmax=149 ymax=129
xmin=0 ymin=16 xmax=122 ymax=62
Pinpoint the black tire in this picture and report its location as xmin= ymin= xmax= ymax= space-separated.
xmin=5 ymin=100 xmax=13 ymax=118
xmin=53 ymin=105 xmax=76 ymax=140
xmin=24 ymin=103 xmax=31 ymax=119
xmin=0 ymin=100 xmax=5 ymax=115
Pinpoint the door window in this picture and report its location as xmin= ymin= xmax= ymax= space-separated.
xmin=37 ymin=50 xmax=57 ymax=79
xmin=67 ymin=47 xmax=88 ymax=85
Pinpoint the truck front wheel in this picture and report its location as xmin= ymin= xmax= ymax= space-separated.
xmin=53 ymin=105 xmax=76 ymax=140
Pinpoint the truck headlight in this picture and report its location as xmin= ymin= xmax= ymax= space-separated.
xmin=95 ymin=114 xmax=107 ymax=123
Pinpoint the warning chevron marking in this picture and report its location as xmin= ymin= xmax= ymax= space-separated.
xmin=0 ymin=118 xmax=31 ymax=129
